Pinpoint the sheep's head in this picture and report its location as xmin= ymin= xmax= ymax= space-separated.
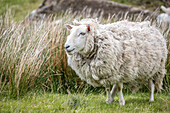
xmin=64 ymin=24 xmax=94 ymax=55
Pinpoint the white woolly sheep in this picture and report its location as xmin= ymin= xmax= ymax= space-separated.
xmin=157 ymin=6 xmax=170 ymax=31
xmin=64 ymin=19 xmax=167 ymax=105
xmin=161 ymin=6 xmax=170 ymax=15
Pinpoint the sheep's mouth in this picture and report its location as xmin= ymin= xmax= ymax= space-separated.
xmin=66 ymin=48 xmax=75 ymax=54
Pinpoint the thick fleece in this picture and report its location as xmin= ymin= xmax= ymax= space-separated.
xmin=66 ymin=19 xmax=167 ymax=92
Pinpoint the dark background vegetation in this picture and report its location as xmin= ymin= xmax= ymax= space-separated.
xmin=111 ymin=0 xmax=169 ymax=10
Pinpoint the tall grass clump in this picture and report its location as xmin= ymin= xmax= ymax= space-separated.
xmin=0 ymin=12 xmax=73 ymax=97
xmin=0 ymin=10 xmax=169 ymax=98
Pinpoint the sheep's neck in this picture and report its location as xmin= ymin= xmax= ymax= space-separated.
xmin=81 ymin=40 xmax=98 ymax=65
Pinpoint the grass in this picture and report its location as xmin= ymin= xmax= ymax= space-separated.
xmin=0 ymin=12 xmax=71 ymax=97
xmin=0 ymin=0 xmax=43 ymax=21
xmin=0 ymin=92 xmax=169 ymax=112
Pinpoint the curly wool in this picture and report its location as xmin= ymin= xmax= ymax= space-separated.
xmin=67 ymin=19 xmax=167 ymax=92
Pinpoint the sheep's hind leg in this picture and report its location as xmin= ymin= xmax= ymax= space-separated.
xmin=110 ymin=84 xmax=118 ymax=103
xmin=118 ymin=83 xmax=125 ymax=105
xmin=149 ymin=79 xmax=155 ymax=102
xmin=105 ymin=86 xmax=112 ymax=104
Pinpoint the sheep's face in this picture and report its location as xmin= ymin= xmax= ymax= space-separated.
xmin=64 ymin=24 xmax=92 ymax=55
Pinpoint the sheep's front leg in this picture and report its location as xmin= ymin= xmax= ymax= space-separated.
xmin=149 ymin=79 xmax=155 ymax=102
xmin=105 ymin=86 xmax=111 ymax=104
xmin=110 ymin=84 xmax=118 ymax=103
xmin=118 ymin=83 xmax=125 ymax=105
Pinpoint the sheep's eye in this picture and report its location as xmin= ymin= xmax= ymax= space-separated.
xmin=80 ymin=32 xmax=86 ymax=36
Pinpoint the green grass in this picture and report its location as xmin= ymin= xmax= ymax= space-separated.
xmin=0 ymin=0 xmax=43 ymax=21
xmin=0 ymin=92 xmax=169 ymax=113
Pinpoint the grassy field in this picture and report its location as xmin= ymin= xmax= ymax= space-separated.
xmin=0 ymin=0 xmax=169 ymax=112
xmin=0 ymin=0 xmax=43 ymax=21
xmin=0 ymin=13 xmax=169 ymax=112
xmin=0 ymin=92 xmax=169 ymax=113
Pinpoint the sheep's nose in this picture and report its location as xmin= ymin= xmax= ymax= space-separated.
xmin=64 ymin=44 xmax=70 ymax=50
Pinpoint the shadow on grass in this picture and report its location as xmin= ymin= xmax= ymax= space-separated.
xmin=125 ymin=98 xmax=149 ymax=104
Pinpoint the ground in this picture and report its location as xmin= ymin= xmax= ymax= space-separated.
xmin=0 ymin=92 xmax=169 ymax=113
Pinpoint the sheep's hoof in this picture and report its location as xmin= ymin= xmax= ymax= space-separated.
xmin=106 ymin=99 xmax=112 ymax=104
xmin=109 ymin=97 xmax=114 ymax=103
xmin=119 ymin=100 xmax=125 ymax=106
xmin=149 ymin=99 xmax=154 ymax=102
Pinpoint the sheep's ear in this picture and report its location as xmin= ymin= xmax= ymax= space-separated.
xmin=161 ymin=6 xmax=167 ymax=13
xmin=87 ymin=25 xmax=91 ymax=32
xmin=65 ymin=24 xmax=73 ymax=30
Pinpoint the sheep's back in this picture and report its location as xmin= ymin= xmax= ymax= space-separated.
xmin=106 ymin=21 xmax=167 ymax=83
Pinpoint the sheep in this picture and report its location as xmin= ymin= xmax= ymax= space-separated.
xmin=161 ymin=6 xmax=170 ymax=15
xmin=157 ymin=6 xmax=170 ymax=31
xmin=64 ymin=18 xmax=167 ymax=105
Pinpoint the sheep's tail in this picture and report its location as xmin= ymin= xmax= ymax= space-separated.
xmin=154 ymin=69 xmax=166 ymax=92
